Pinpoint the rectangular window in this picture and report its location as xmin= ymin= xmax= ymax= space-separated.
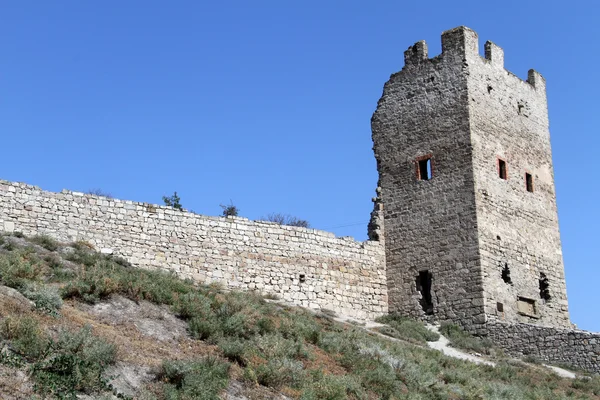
xmin=498 ymin=158 xmax=507 ymax=180
xmin=525 ymin=173 xmax=534 ymax=192
xmin=416 ymin=155 xmax=433 ymax=181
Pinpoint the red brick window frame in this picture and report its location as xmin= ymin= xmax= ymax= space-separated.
xmin=525 ymin=171 xmax=534 ymax=192
xmin=497 ymin=157 xmax=508 ymax=180
xmin=415 ymin=154 xmax=434 ymax=181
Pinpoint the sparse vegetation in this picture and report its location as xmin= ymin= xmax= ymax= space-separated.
xmin=156 ymin=357 xmax=230 ymax=400
xmin=220 ymin=201 xmax=239 ymax=217
xmin=375 ymin=313 xmax=440 ymax=344
xmin=0 ymin=316 xmax=116 ymax=398
xmin=163 ymin=191 xmax=183 ymax=210
xmin=87 ymin=188 xmax=113 ymax=198
xmin=0 ymin=234 xmax=598 ymax=399
xmin=29 ymin=235 xmax=60 ymax=252
xmin=262 ymin=212 xmax=310 ymax=228
xmin=440 ymin=322 xmax=495 ymax=355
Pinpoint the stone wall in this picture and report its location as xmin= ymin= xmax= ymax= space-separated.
xmin=0 ymin=180 xmax=387 ymax=319
xmin=483 ymin=321 xmax=600 ymax=373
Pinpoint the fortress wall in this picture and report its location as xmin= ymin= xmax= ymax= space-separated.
xmin=483 ymin=321 xmax=600 ymax=373
xmin=0 ymin=180 xmax=387 ymax=319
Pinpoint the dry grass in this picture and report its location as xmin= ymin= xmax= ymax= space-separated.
xmin=2 ymin=234 xmax=600 ymax=400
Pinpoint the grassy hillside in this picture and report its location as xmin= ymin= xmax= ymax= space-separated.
xmin=0 ymin=232 xmax=598 ymax=399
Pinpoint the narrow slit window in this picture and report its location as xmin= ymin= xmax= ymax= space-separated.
xmin=539 ymin=273 xmax=551 ymax=301
xmin=416 ymin=156 xmax=433 ymax=181
xmin=526 ymin=173 xmax=534 ymax=192
xmin=498 ymin=159 xmax=507 ymax=180
xmin=501 ymin=263 xmax=512 ymax=285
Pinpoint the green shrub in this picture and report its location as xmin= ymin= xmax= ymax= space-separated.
xmin=300 ymin=371 xmax=365 ymax=400
xmin=571 ymin=376 xmax=600 ymax=395
xmin=1 ymin=319 xmax=115 ymax=398
xmin=219 ymin=338 xmax=249 ymax=366
xmin=64 ymin=245 xmax=101 ymax=267
xmin=359 ymin=362 xmax=402 ymax=400
xmin=30 ymin=235 xmax=60 ymax=252
xmin=252 ymin=358 xmax=304 ymax=388
xmin=0 ymin=251 xmax=45 ymax=291
xmin=0 ymin=316 xmax=49 ymax=360
xmin=375 ymin=314 xmax=439 ymax=344
xmin=163 ymin=192 xmax=183 ymax=211
xmin=61 ymin=255 xmax=192 ymax=305
xmin=189 ymin=316 xmax=221 ymax=342
xmin=157 ymin=357 xmax=230 ymax=400
xmin=31 ymin=325 xmax=116 ymax=397
xmin=23 ymin=284 xmax=63 ymax=315
xmin=439 ymin=323 xmax=493 ymax=355
xmin=12 ymin=231 xmax=25 ymax=238
xmin=173 ymin=292 xmax=213 ymax=319
xmin=220 ymin=202 xmax=239 ymax=217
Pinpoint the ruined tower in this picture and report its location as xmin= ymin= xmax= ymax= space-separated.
xmin=371 ymin=26 xmax=570 ymax=329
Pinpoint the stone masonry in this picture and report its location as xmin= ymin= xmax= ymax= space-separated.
xmin=371 ymin=26 xmax=570 ymax=329
xmin=483 ymin=321 xmax=600 ymax=373
xmin=0 ymin=25 xmax=597 ymax=373
xmin=0 ymin=180 xmax=387 ymax=319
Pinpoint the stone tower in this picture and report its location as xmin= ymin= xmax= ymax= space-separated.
xmin=371 ymin=26 xmax=570 ymax=329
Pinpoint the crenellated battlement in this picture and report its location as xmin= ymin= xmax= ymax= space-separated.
xmin=402 ymin=26 xmax=545 ymax=91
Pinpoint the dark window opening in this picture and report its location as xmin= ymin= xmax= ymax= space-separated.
xmin=526 ymin=173 xmax=534 ymax=192
xmin=487 ymin=85 xmax=493 ymax=94
xmin=496 ymin=302 xmax=504 ymax=313
xmin=539 ymin=273 xmax=551 ymax=301
xmin=299 ymin=274 xmax=306 ymax=283
xmin=501 ymin=263 xmax=512 ymax=284
xmin=416 ymin=270 xmax=434 ymax=315
xmin=498 ymin=159 xmax=507 ymax=180
xmin=417 ymin=158 xmax=432 ymax=181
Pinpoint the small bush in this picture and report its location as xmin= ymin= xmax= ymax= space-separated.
xmin=61 ymin=254 xmax=192 ymax=305
xmin=219 ymin=338 xmax=248 ymax=366
xmin=252 ymin=358 xmax=304 ymax=388
xmin=157 ymin=357 xmax=230 ymax=400
xmin=30 ymin=235 xmax=60 ymax=252
xmin=375 ymin=314 xmax=439 ymax=344
xmin=189 ymin=316 xmax=221 ymax=342
xmin=163 ymin=192 xmax=183 ymax=210
xmin=0 ymin=316 xmax=49 ymax=360
xmin=439 ymin=322 xmax=494 ymax=354
xmin=261 ymin=213 xmax=310 ymax=228
xmin=12 ymin=231 xmax=25 ymax=238
xmin=0 ymin=251 xmax=45 ymax=291
xmin=64 ymin=246 xmax=101 ymax=267
xmin=220 ymin=201 xmax=239 ymax=217
xmin=87 ymin=189 xmax=113 ymax=198
xmin=571 ymin=376 xmax=600 ymax=395
xmin=23 ymin=284 xmax=63 ymax=315
xmin=300 ymin=371 xmax=365 ymax=400
xmin=359 ymin=362 xmax=403 ymax=399
xmin=31 ymin=325 xmax=116 ymax=397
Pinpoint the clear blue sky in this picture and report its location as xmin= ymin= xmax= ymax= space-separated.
xmin=1 ymin=1 xmax=598 ymax=331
